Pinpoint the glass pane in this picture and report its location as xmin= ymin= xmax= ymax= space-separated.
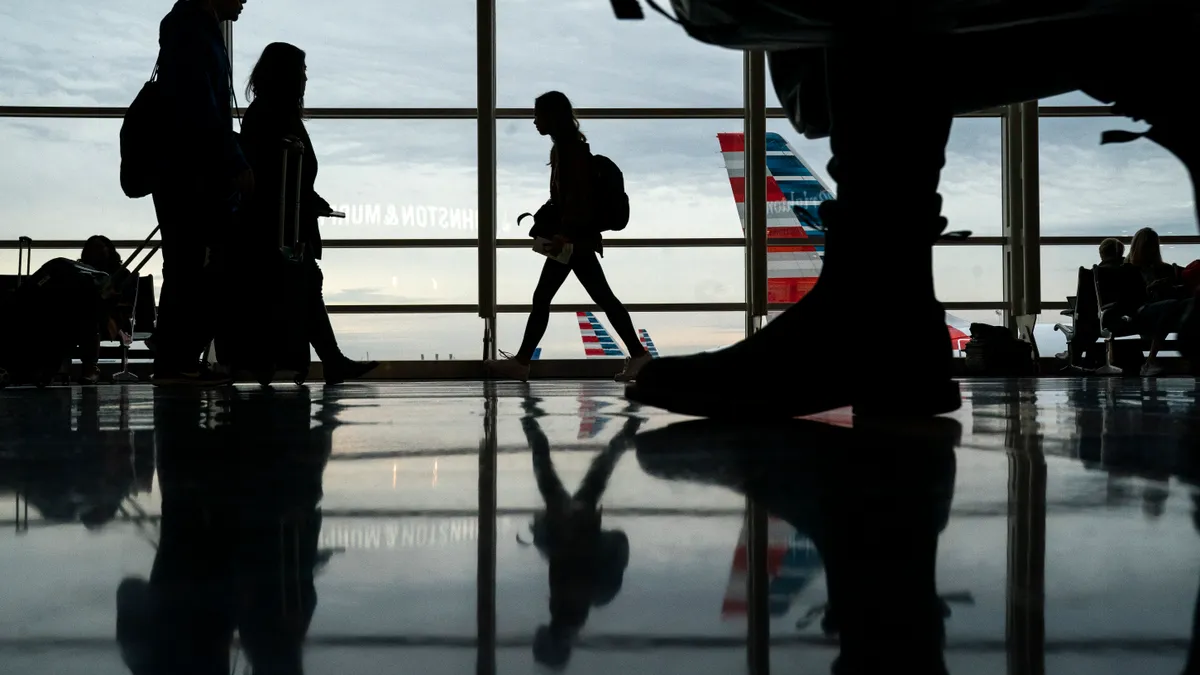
xmin=231 ymin=0 xmax=475 ymax=107
xmin=497 ymin=246 xmax=744 ymax=305
xmin=302 ymin=120 xmax=478 ymax=240
xmin=934 ymin=246 xmax=1003 ymax=303
xmin=328 ymin=314 xmax=486 ymax=363
xmin=1039 ymin=116 xmax=1194 ymax=236
xmin=764 ymin=117 xmax=1003 ymax=238
xmin=499 ymin=118 xmax=746 ymax=240
xmin=495 ymin=311 xmax=745 ymax=361
xmin=496 ymin=1 xmax=742 ymax=108
xmin=0 ymin=118 xmax=477 ymax=243
xmin=0 ymin=1 xmax=159 ymax=106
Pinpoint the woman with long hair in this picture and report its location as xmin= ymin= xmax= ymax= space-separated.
xmin=486 ymin=91 xmax=650 ymax=381
xmin=232 ymin=42 xmax=377 ymax=385
xmin=1126 ymin=226 xmax=1190 ymax=375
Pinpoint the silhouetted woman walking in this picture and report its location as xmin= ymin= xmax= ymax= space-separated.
xmin=487 ymin=91 xmax=650 ymax=382
xmin=231 ymin=42 xmax=377 ymax=384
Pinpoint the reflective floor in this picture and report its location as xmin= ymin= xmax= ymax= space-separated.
xmin=1 ymin=378 xmax=1198 ymax=674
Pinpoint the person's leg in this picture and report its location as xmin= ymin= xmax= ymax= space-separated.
xmin=305 ymin=259 xmax=379 ymax=384
xmin=569 ymin=249 xmax=650 ymax=381
xmin=626 ymin=32 xmax=958 ymax=419
xmin=151 ymin=189 xmax=230 ymax=384
xmin=488 ymin=258 xmax=571 ymax=380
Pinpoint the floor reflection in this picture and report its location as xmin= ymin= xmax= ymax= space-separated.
xmin=0 ymin=379 xmax=1198 ymax=674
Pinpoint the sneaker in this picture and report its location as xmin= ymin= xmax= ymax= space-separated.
xmin=614 ymin=352 xmax=653 ymax=382
xmin=485 ymin=350 xmax=531 ymax=382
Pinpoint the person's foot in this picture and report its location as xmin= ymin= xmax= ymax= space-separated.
xmin=1140 ymin=360 xmax=1165 ymax=377
xmin=323 ymin=358 xmax=379 ymax=385
xmin=625 ymin=205 xmax=960 ymax=420
xmin=78 ymin=365 xmax=102 ymax=385
xmin=614 ymin=352 xmax=653 ymax=382
xmin=485 ymin=350 xmax=531 ymax=382
xmin=151 ymin=361 xmax=233 ymax=387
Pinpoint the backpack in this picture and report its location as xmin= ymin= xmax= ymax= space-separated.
xmin=120 ymin=62 xmax=163 ymax=199
xmin=591 ymin=154 xmax=630 ymax=232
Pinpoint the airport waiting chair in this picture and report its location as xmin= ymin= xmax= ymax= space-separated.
xmin=1054 ymin=267 xmax=1102 ymax=372
xmin=1092 ymin=263 xmax=1149 ymax=375
xmin=105 ymin=274 xmax=156 ymax=383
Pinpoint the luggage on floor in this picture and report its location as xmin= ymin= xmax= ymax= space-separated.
xmin=963 ymin=322 xmax=1036 ymax=376
xmin=0 ymin=247 xmax=114 ymax=388
xmin=214 ymin=135 xmax=311 ymax=386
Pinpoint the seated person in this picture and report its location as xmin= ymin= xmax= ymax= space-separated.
xmin=1097 ymin=237 xmax=1125 ymax=268
xmin=1125 ymin=228 xmax=1190 ymax=376
xmin=78 ymin=235 xmax=130 ymax=384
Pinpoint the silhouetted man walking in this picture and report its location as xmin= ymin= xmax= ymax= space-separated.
xmin=151 ymin=0 xmax=253 ymax=385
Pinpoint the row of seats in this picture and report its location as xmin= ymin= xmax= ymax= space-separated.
xmin=1055 ymin=265 xmax=1181 ymax=374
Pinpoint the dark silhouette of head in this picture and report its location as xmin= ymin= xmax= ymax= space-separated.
xmin=534 ymin=90 xmax=586 ymax=145
xmin=199 ymin=0 xmax=247 ymax=22
xmin=247 ymin=42 xmax=308 ymax=114
xmin=81 ymin=235 xmax=121 ymax=274
xmin=1127 ymin=227 xmax=1163 ymax=267
xmin=529 ymin=525 xmax=630 ymax=670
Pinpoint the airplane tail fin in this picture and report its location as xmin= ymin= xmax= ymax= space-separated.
xmin=577 ymin=311 xmax=627 ymax=359
xmin=637 ymin=328 xmax=660 ymax=358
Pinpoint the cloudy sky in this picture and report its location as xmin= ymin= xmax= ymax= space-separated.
xmin=1 ymin=0 xmax=1197 ymax=361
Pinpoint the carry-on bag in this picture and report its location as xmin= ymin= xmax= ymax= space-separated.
xmin=216 ymin=135 xmax=312 ymax=386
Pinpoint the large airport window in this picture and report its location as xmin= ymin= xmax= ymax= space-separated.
xmin=231 ymin=0 xmax=477 ymax=108
xmin=299 ymin=120 xmax=478 ymax=240
xmin=1038 ymin=117 xmax=1193 ymax=238
xmin=496 ymin=0 xmax=742 ymax=108
xmin=763 ymin=117 xmax=1004 ymax=239
xmin=0 ymin=2 xmax=159 ymax=107
xmin=0 ymin=118 xmax=158 ymax=243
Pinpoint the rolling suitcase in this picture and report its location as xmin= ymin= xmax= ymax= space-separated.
xmin=217 ymin=135 xmax=311 ymax=387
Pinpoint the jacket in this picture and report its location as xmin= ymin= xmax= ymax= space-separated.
xmin=236 ymin=98 xmax=330 ymax=260
xmin=155 ymin=0 xmax=249 ymax=197
xmin=551 ymin=139 xmax=603 ymax=256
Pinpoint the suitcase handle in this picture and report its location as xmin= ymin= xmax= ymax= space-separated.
xmin=279 ymin=136 xmax=306 ymax=256
xmin=16 ymin=236 xmax=31 ymax=284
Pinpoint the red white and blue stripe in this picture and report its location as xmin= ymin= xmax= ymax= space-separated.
xmin=577 ymin=311 xmax=626 ymax=358
xmin=717 ymin=132 xmax=829 ymax=312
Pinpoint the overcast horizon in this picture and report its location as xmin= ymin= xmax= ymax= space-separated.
xmin=2 ymin=1 xmax=1197 ymax=361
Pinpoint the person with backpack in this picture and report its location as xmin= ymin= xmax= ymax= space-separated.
xmin=486 ymin=91 xmax=651 ymax=382
xmin=147 ymin=0 xmax=253 ymax=386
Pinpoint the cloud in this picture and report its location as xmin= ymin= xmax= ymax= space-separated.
xmin=0 ymin=1 xmax=1196 ymax=360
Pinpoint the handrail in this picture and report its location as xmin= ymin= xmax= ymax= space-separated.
xmin=0 ymin=104 xmax=1117 ymax=119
